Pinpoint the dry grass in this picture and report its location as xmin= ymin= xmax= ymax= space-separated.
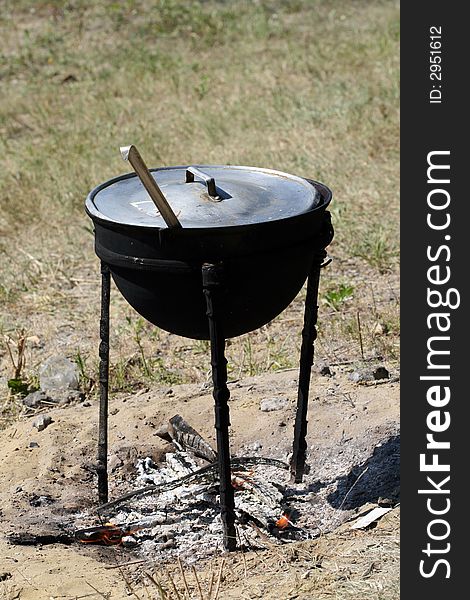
xmin=0 ymin=0 xmax=399 ymax=424
xmin=115 ymin=508 xmax=400 ymax=599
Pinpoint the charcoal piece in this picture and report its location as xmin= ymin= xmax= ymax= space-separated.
xmin=7 ymin=532 xmax=73 ymax=546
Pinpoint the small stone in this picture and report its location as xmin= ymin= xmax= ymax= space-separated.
xmin=29 ymin=494 xmax=53 ymax=507
xmin=260 ymin=397 xmax=289 ymax=412
xmin=251 ymin=441 xmax=262 ymax=451
xmin=316 ymin=362 xmax=333 ymax=376
xmin=372 ymin=321 xmax=389 ymax=336
xmin=348 ymin=369 xmax=373 ymax=383
xmin=82 ymin=401 xmax=91 ymax=407
xmin=32 ymin=414 xmax=53 ymax=432
xmin=23 ymin=390 xmax=52 ymax=408
xmin=158 ymin=538 xmax=176 ymax=550
xmin=155 ymin=423 xmax=172 ymax=443
xmin=29 ymin=441 xmax=40 ymax=448
xmin=45 ymin=389 xmax=84 ymax=405
xmin=108 ymin=455 xmax=123 ymax=472
xmin=155 ymin=531 xmax=175 ymax=543
xmin=121 ymin=535 xmax=138 ymax=548
xmin=373 ymin=366 xmax=390 ymax=380
xmin=26 ymin=335 xmax=42 ymax=348
xmin=39 ymin=356 xmax=79 ymax=391
xmin=378 ymin=496 xmax=395 ymax=507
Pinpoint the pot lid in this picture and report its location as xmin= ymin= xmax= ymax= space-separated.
xmin=87 ymin=165 xmax=320 ymax=229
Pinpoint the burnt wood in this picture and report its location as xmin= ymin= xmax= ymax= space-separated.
xmin=168 ymin=414 xmax=217 ymax=463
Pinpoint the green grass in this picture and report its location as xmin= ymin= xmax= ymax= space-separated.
xmin=323 ymin=283 xmax=355 ymax=311
xmin=0 ymin=0 xmax=399 ymax=415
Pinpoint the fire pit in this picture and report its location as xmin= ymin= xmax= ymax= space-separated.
xmin=85 ymin=146 xmax=333 ymax=551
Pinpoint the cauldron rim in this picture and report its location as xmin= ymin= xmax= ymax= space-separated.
xmin=85 ymin=166 xmax=332 ymax=232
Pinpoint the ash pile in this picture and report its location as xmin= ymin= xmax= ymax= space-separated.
xmin=77 ymin=415 xmax=399 ymax=563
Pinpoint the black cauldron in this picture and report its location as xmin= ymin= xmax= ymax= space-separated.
xmin=86 ymin=164 xmax=332 ymax=340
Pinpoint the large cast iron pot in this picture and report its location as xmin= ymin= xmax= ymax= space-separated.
xmin=85 ymin=162 xmax=332 ymax=340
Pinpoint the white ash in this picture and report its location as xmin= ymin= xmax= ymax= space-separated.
xmin=106 ymin=452 xmax=290 ymax=562
xmin=102 ymin=453 xmax=343 ymax=562
xmin=75 ymin=423 xmax=399 ymax=564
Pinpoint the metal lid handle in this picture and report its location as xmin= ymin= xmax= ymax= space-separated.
xmin=186 ymin=166 xmax=218 ymax=199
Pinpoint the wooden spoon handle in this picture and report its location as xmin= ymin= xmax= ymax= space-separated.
xmin=120 ymin=145 xmax=182 ymax=229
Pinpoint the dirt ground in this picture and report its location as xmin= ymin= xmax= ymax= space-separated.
xmin=0 ymin=367 xmax=399 ymax=599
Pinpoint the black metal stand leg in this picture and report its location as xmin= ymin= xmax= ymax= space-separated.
xmin=291 ymin=251 xmax=326 ymax=483
xmin=202 ymin=263 xmax=237 ymax=551
xmin=97 ymin=262 xmax=111 ymax=504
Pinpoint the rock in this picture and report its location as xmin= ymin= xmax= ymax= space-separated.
xmin=316 ymin=362 xmax=333 ymax=376
xmin=29 ymin=494 xmax=54 ymax=507
xmin=121 ymin=535 xmax=138 ymax=548
xmin=373 ymin=366 xmax=390 ymax=380
xmin=26 ymin=335 xmax=43 ymax=348
xmin=260 ymin=397 xmax=289 ymax=412
xmin=108 ymin=454 xmax=123 ymax=472
xmin=29 ymin=441 xmax=40 ymax=448
xmin=24 ymin=388 xmax=84 ymax=407
xmin=48 ymin=389 xmax=84 ymax=405
xmin=348 ymin=369 xmax=374 ymax=383
xmin=32 ymin=414 xmax=53 ymax=432
xmin=155 ymin=423 xmax=172 ymax=443
xmin=158 ymin=538 xmax=176 ymax=550
xmin=156 ymin=531 xmax=175 ymax=543
xmin=23 ymin=390 xmax=52 ymax=408
xmin=250 ymin=441 xmax=263 ymax=452
xmin=39 ymin=356 xmax=79 ymax=391
xmin=372 ymin=321 xmax=389 ymax=336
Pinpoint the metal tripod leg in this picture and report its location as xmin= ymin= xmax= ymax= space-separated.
xmin=290 ymin=251 xmax=326 ymax=483
xmin=97 ymin=262 xmax=111 ymax=504
xmin=202 ymin=263 xmax=237 ymax=551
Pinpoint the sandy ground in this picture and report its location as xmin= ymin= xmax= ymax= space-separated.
xmin=0 ymin=368 xmax=399 ymax=599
